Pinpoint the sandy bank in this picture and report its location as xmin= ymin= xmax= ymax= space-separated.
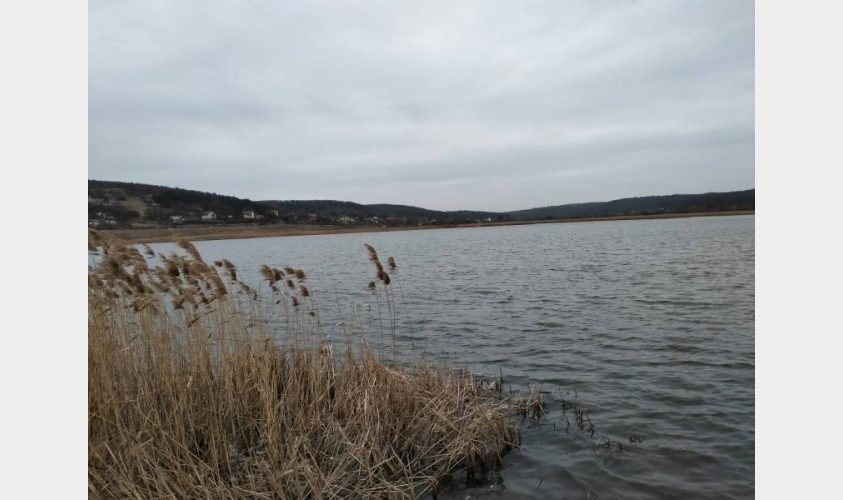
xmin=101 ymin=210 xmax=754 ymax=244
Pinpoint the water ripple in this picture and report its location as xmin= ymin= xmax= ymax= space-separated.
xmin=149 ymin=214 xmax=755 ymax=499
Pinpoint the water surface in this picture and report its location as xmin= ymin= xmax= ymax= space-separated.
xmin=149 ymin=215 xmax=755 ymax=499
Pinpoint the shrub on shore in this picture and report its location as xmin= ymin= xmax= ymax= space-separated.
xmin=88 ymin=231 xmax=518 ymax=498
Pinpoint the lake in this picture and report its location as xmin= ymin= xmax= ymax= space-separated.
xmin=147 ymin=214 xmax=755 ymax=499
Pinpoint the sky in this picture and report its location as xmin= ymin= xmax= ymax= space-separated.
xmin=89 ymin=0 xmax=754 ymax=212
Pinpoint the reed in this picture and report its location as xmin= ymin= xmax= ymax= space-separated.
xmin=88 ymin=231 xmax=519 ymax=499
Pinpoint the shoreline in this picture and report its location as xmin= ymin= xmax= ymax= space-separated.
xmin=101 ymin=210 xmax=754 ymax=244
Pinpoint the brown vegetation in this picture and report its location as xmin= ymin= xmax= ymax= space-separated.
xmin=102 ymin=224 xmax=413 ymax=244
xmin=100 ymin=211 xmax=755 ymax=244
xmin=88 ymin=231 xmax=521 ymax=498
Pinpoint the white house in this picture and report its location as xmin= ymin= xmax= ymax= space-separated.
xmin=201 ymin=211 xmax=217 ymax=221
xmin=242 ymin=210 xmax=256 ymax=220
xmin=170 ymin=215 xmax=185 ymax=224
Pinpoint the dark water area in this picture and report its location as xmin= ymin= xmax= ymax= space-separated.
xmin=147 ymin=215 xmax=755 ymax=499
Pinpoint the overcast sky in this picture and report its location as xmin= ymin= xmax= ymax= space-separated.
xmin=89 ymin=0 xmax=754 ymax=211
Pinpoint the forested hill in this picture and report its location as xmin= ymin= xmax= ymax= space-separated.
xmin=506 ymin=189 xmax=754 ymax=220
xmin=258 ymin=199 xmax=499 ymax=223
xmin=87 ymin=180 xmax=498 ymax=225
xmin=88 ymin=179 xmax=753 ymax=227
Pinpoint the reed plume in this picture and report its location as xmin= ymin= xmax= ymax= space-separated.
xmin=364 ymin=243 xmax=379 ymax=263
xmin=176 ymin=239 xmax=203 ymax=262
xmin=259 ymin=264 xmax=276 ymax=283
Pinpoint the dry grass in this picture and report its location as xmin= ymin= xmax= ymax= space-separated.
xmin=88 ymin=231 xmax=519 ymax=499
xmin=102 ymin=211 xmax=755 ymax=244
xmin=102 ymin=224 xmax=417 ymax=244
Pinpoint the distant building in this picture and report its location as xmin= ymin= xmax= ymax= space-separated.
xmin=201 ymin=211 xmax=217 ymax=221
xmin=242 ymin=210 xmax=256 ymax=220
xmin=337 ymin=215 xmax=356 ymax=225
xmin=90 ymin=212 xmax=117 ymax=226
xmin=170 ymin=215 xmax=185 ymax=224
xmin=266 ymin=209 xmax=280 ymax=217
xmin=88 ymin=219 xmax=114 ymax=227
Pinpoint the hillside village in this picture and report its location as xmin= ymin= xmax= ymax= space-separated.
xmin=87 ymin=181 xmax=494 ymax=229
xmin=87 ymin=195 xmax=488 ymax=229
xmin=87 ymin=198 xmax=440 ymax=229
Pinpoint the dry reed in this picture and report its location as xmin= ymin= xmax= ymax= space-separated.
xmin=88 ymin=231 xmax=519 ymax=499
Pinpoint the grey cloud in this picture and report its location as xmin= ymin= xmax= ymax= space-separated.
xmin=89 ymin=0 xmax=754 ymax=211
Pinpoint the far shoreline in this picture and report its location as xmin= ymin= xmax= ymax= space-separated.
xmin=99 ymin=210 xmax=755 ymax=244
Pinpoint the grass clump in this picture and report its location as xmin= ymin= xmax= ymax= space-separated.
xmin=88 ymin=231 xmax=517 ymax=499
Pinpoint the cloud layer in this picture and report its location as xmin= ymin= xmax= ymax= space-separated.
xmin=90 ymin=0 xmax=754 ymax=211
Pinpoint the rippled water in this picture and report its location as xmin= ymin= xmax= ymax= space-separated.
xmin=148 ymin=215 xmax=755 ymax=499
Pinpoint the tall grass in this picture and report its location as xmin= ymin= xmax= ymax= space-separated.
xmin=88 ymin=231 xmax=519 ymax=498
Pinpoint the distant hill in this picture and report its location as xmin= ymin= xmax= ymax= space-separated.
xmin=506 ymin=189 xmax=755 ymax=220
xmin=88 ymin=179 xmax=753 ymax=228
xmin=88 ymin=180 xmax=498 ymax=227
xmin=258 ymin=199 xmax=499 ymax=224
